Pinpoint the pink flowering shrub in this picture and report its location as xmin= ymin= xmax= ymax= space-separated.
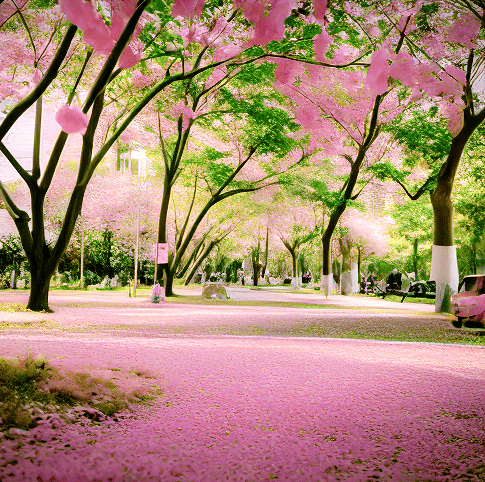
xmin=150 ymin=283 xmax=165 ymax=303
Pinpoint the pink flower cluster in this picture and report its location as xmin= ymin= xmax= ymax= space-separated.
xmin=59 ymin=0 xmax=141 ymax=69
xmin=54 ymin=104 xmax=88 ymax=135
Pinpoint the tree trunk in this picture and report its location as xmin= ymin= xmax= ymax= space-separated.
xmin=262 ymin=225 xmax=269 ymax=280
xmin=321 ymin=203 xmax=347 ymax=295
xmin=157 ymin=175 xmax=173 ymax=295
xmin=339 ymin=239 xmax=353 ymax=295
xmin=251 ymin=245 xmax=261 ymax=286
xmin=428 ymin=117 xmax=480 ymax=311
xmin=430 ymin=190 xmax=454 ymax=246
xmin=160 ymin=264 xmax=174 ymax=297
xmin=357 ymin=246 xmax=362 ymax=285
xmin=184 ymin=240 xmax=218 ymax=285
xmin=27 ymin=261 xmax=56 ymax=312
xmin=291 ymin=250 xmax=298 ymax=278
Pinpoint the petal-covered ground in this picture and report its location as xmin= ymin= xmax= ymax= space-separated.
xmin=0 ymin=289 xmax=484 ymax=481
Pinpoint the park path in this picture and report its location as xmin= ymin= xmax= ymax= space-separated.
xmin=0 ymin=288 xmax=484 ymax=481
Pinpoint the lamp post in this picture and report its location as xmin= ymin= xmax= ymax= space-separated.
xmin=80 ymin=215 xmax=85 ymax=288
xmin=121 ymin=146 xmax=146 ymax=297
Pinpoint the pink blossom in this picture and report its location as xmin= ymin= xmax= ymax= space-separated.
xmin=32 ymin=68 xmax=42 ymax=85
xmin=108 ymin=0 xmax=137 ymax=20
xmin=365 ymin=48 xmax=390 ymax=96
xmin=110 ymin=10 xmax=127 ymax=41
xmin=234 ymin=0 xmax=265 ymax=23
xmin=54 ymin=104 xmax=88 ymax=135
xmin=440 ymin=101 xmax=464 ymax=137
xmin=205 ymin=65 xmax=227 ymax=89
xmin=314 ymin=0 xmax=327 ymax=21
xmin=313 ymin=29 xmax=333 ymax=61
xmin=132 ymin=70 xmax=154 ymax=89
xmin=296 ymin=102 xmax=320 ymax=130
xmin=58 ymin=0 xmax=96 ymax=31
xmin=443 ymin=64 xmax=466 ymax=86
xmin=213 ymin=43 xmax=242 ymax=62
xmin=59 ymin=0 xmax=112 ymax=53
xmin=251 ymin=0 xmax=297 ymax=45
xmin=172 ymin=0 xmax=205 ymax=18
xmin=83 ymin=23 xmax=114 ymax=54
xmin=389 ymin=52 xmax=417 ymax=87
xmin=273 ymin=57 xmax=303 ymax=85
xmin=447 ymin=13 xmax=481 ymax=48
xmin=436 ymin=69 xmax=465 ymax=97
xmin=119 ymin=45 xmax=141 ymax=69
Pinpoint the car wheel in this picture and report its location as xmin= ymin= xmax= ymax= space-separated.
xmin=463 ymin=319 xmax=484 ymax=329
xmin=451 ymin=318 xmax=463 ymax=328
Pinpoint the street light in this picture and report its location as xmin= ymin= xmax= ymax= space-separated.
xmin=120 ymin=146 xmax=147 ymax=297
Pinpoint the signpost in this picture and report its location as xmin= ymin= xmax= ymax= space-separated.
xmin=154 ymin=243 xmax=169 ymax=264
xmin=153 ymin=243 xmax=169 ymax=283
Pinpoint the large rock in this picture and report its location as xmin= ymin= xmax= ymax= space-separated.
xmin=202 ymin=284 xmax=229 ymax=300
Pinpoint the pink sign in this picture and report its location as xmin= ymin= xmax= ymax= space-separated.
xmin=152 ymin=243 xmax=169 ymax=264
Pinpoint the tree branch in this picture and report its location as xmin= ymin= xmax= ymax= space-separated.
xmin=0 ymin=142 xmax=32 ymax=185
xmin=0 ymin=23 xmax=78 ymax=142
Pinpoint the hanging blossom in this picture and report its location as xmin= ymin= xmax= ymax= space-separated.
xmin=204 ymin=65 xmax=227 ymax=90
xmin=364 ymin=48 xmax=390 ymax=96
xmin=232 ymin=0 xmax=297 ymax=46
xmin=171 ymin=0 xmax=205 ymax=18
xmin=447 ymin=12 xmax=481 ymax=48
xmin=169 ymin=101 xmax=196 ymax=130
xmin=58 ymin=0 xmax=141 ymax=69
xmin=55 ymin=104 xmax=88 ymax=135
xmin=314 ymin=0 xmax=328 ymax=21
xmin=367 ymin=45 xmax=469 ymax=137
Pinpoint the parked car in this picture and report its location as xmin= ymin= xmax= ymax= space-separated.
xmin=450 ymin=275 xmax=485 ymax=328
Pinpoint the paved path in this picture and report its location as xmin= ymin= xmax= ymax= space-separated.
xmin=0 ymin=285 xmax=437 ymax=310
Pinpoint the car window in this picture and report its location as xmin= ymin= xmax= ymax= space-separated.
xmin=465 ymin=277 xmax=479 ymax=292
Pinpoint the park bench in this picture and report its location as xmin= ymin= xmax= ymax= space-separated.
xmin=376 ymin=277 xmax=411 ymax=303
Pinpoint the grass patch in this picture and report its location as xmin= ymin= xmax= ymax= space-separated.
xmin=0 ymin=319 xmax=52 ymax=330
xmin=0 ymin=302 xmax=29 ymax=312
xmin=384 ymin=294 xmax=435 ymax=305
xmin=0 ymin=355 xmax=161 ymax=435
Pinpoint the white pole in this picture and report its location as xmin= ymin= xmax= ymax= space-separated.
xmin=80 ymin=223 xmax=84 ymax=288
xmin=154 ymin=243 xmax=158 ymax=284
xmin=134 ymin=154 xmax=141 ymax=297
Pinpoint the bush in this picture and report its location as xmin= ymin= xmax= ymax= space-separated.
xmin=0 ymin=269 xmax=10 ymax=289
xmin=84 ymin=269 xmax=101 ymax=286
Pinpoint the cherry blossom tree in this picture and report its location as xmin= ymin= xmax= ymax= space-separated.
xmin=150 ymin=85 xmax=310 ymax=294
xmin=337 ymin=208 xmax=389 ymax=294
xmin=367 ymin=1 xmax=485 ymax=310
xmin=0 ymin=0 xmax=321 ymax=310
xmin=271 ymin=1 xmax=418 ymax=295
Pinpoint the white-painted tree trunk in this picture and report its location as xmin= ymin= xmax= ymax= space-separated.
xmin=429 ymin=245 xmax=459 ymax=312
xmin=340 ymin=272 xmax=353 ymax=295
xmin=291 ymin=276 xmax=302 ymax=290
xmin=351 ymin=262 xmax=359 ymax=293
xmin=321 ymin=274 xmax=334 ymax=297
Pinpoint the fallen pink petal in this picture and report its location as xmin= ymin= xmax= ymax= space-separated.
xmin=0 ymin=290 xmax=484 ymax=481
